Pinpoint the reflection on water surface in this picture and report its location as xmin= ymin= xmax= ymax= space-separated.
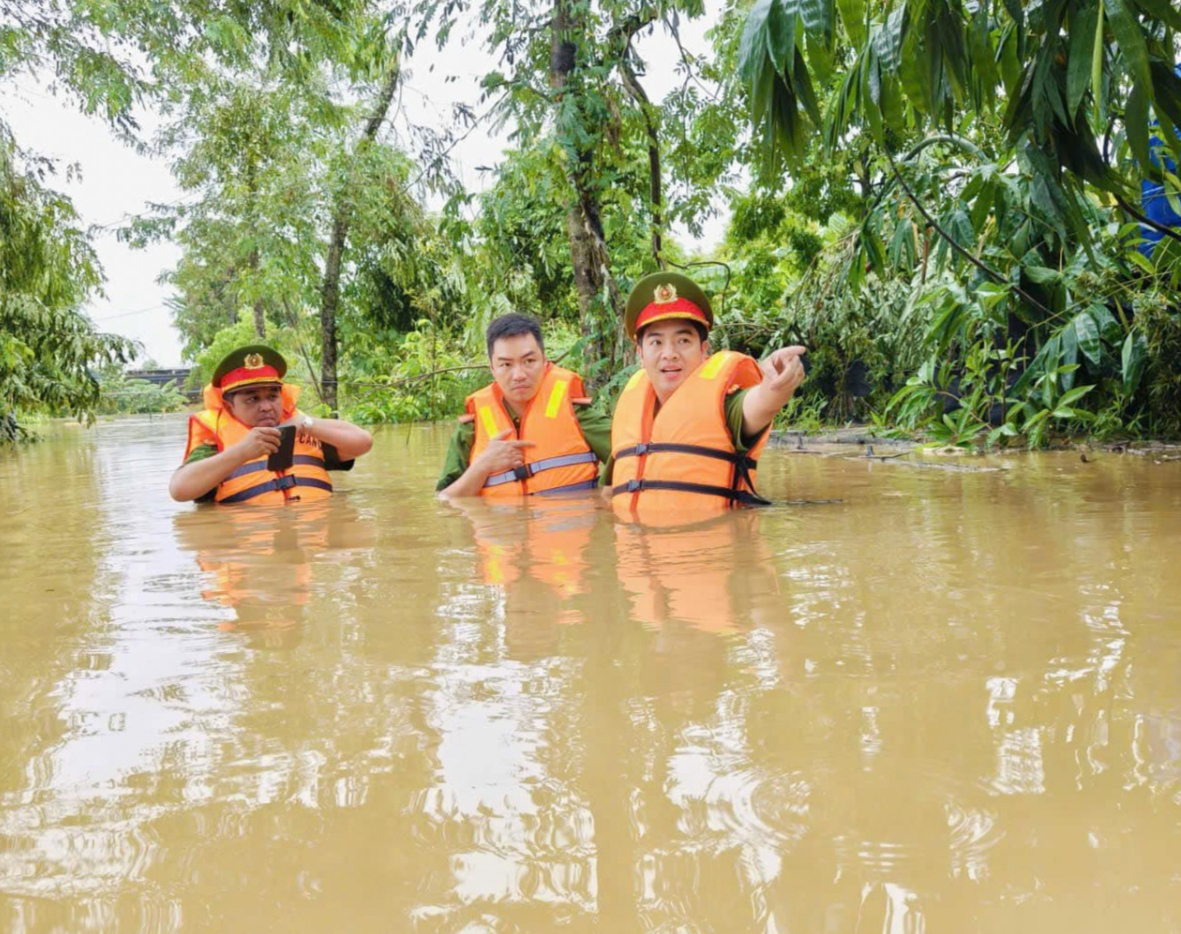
xmin=1 ymin=415 xmax=1180 ymax=933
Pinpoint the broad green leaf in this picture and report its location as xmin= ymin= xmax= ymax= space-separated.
xmin=1060 ymin=322 xmax=1079 ymax=391
xmin=766 ymin=0 xmax=797 ymax=75
xmin=1126 ymin=79 xmax=1150 ymax=169
xmin=1129 ymin=0 xmax=1181 ymax=31
xmin=739 ymin=0 xmax=776 ymax=84
xmin=1092 ymin=0 xmax=1105 ymax=123
xmin=1073 ymin=309 xmax=1101 ymax=367
xmin=1057 ymin=384 xmax=1096 ymax=407
xmin=837 ymin=0 xmax=866 ymax=46
xmin=861 ymin=222 xmax=886 ymax=275
xmin=874 ymin=8 xmax=904 ymax=74
xmin=998 ymin=23 xmax=1022 ymax=95
xmin=977 ymin=281 xmax=1009 ymax=311
xmin=1149 ymin=63 xmax=1181 ymax=138
xmin=1127 ymin=248 xmax=1156 ymax=273
xmin=1024 ymin=409 xmax=1052 ymax=431
xmin=1121 ymin=331 xmax=1147 ymax=393
xmin=793 ymin=51 xmax=822 ymax=125
xmin=1105 ymin=0 xmax=1151 ymax=92
xmin=796 ymin=0 xmax=835 ymax=46
xmin=889 ymin=218 xmax=915 ymax=268
xmin=1066 ymin=4 xmax=1098 ymax=119
xmin=899 ymin=16 xmax=929 ymax=111
xmin=1087 ymin=304 xmax=1121 ymax=343
xmin=969 ymin=5 xmax=999 ymax=107
xmin=1024 ymin=265 xmax=1061 ymax=285
xmin=1164 ymin=170 xmax=1181 ymax=216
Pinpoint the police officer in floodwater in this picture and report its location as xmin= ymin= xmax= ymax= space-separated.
xmin=437 ymin=313 xmax=612 ymax=499
xmin=604 ymin=271 xmax=807 ymax=524
xmin=170 ymin=345 xmax=373 ymax=505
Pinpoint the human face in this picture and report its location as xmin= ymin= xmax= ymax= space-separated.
xmin=489 ymin=333 xmax=546 ymax=411
xmin=637 ymin=320 xmax=709 ymax=403
xmin=225 ymin=384 xmax=284 ymax=427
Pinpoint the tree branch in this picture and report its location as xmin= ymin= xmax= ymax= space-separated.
xmin=1114 ymin=193 xmax=1181 ymax=247
xmin=886 ymin=150 xmax=1053 ymax=317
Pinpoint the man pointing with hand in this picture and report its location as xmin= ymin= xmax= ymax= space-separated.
xmin=437 ymin=314 xmax=611 ymax=499
xmin=605 ymin=271 xmax=806 ymax=524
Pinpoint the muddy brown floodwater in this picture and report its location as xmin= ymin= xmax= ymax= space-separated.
xmin=1 ymin=414 xmax=1180 ymax=933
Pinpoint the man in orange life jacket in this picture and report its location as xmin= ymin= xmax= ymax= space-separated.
xmin=605 ymin=271 xmax=806 ymax=523
xmin=437 ymin=313 xmax=612 ymax=498
xmin=170 ymin=344 xmax=373 ymax=505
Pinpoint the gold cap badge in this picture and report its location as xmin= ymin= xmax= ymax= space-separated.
xmin=244 ymin=353 xmax=264 ymax=368
xmin=653 ymin=283 xmax=678 ymax=304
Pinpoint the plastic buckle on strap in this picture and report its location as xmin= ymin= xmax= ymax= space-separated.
xmin=275 ymin=475 xmax=296 ymax=490
xmin=512 ymin=465 xmax=530 ymax=481
xmin=634 ymin=442 xmax=649 ymax=456
xmin=625 ymin=479 xmax=642 ymax=493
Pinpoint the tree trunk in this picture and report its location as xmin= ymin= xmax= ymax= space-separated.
xmin=549 ymin=0 xmax=625 ymax=385
xmin=619 ymin=54 xmax=663 ymax=268
xmin=251 ymin=251 xmax=266 ymax=338
xmin=318 ymin=63 xmax=401 ymax=414
xmin=320 ymin=215 xmax=347 ymax=412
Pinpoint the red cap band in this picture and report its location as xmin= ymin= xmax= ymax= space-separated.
xmin=219 ymin=365 xmax=281 ymax=392
xmin=634 ymin=297 xmax=710 ymax=334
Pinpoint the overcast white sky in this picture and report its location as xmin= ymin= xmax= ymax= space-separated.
xmin=0 ymin=10 xmax=726 ymax=368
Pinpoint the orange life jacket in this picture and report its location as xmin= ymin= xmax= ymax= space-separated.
xmin=184 ymin=383 xmax=333 ymax=505
xmin=609 ymin=351 xmax=771 ymax=525
xmin=465 ymin=363 xmax=599 ymax=498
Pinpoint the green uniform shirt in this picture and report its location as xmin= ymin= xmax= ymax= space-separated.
xmin=435 ymin=383 xmax=756 ymax=491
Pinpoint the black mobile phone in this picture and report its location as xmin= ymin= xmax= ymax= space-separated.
xmin=267 ymin=424 xmax=296 ymax=472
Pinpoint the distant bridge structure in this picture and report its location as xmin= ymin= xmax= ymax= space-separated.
xmin=126 ymin=368 xmax=201 ymax=402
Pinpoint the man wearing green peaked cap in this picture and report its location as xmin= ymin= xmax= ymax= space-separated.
xmin=170 ymin=344 xmax=373 ymax=505
xmin=604 ymin=270 xmax=807 ymax=519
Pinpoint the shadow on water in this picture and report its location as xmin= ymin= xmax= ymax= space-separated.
xmin=1 ymin=418 xmax=1180 ymax=932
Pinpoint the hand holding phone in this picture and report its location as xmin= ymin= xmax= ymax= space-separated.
xmin=267 ymin=424 xmax=297 ymax=472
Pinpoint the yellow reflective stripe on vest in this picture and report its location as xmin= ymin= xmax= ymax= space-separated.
xmin=478 ymin=404 xmax=499 ymax=438
xmin=699 ymin=352 xmax=732 ymax=380
xmin=545 ymin=380 xmax=568 ymax=418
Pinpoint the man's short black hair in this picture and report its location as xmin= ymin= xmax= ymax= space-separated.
xmin=636 ymin=320 xmax=709 ymax=343
xmin=486 ymin=313 xmax=544 ymax=357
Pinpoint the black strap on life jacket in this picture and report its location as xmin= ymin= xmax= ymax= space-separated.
xmin=219 ymin=474 xmax=333 ymax=504
xmin=610 ymin=478 xmax=771 ymax=507
xmin=610 ymin=442 xmax=769 ymax=506
xmin=612 ymin=441 xmax=758 ymax=472
xmin=223 ymin=454 xmax=327 ymax=482
xmin=484 ymin=450 xmax=600 ymax=489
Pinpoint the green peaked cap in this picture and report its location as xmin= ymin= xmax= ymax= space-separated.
xmin=624 ymin=271 xmax=714 ymax=339
xmin=212 ymin=344 xmax=288 ymax=391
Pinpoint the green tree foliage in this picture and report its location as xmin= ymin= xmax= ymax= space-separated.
xmin=0 ymin=129 xmax=136 ymax=442
xmin=734 ymin=0 xmax=1181 ymax=441
xmin=1 ymin=0 xmax=398 ymax=438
